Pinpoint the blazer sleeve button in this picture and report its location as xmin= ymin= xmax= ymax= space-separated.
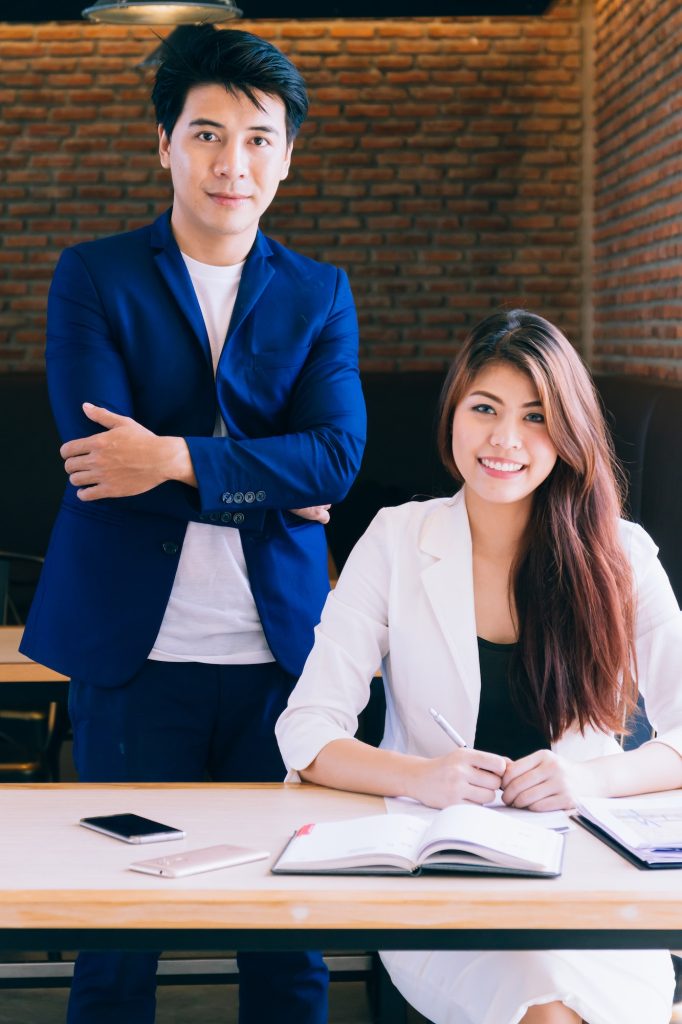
xmin=221 ymin=492 xmax=233 ymax=504
xmin=220 ymin=512 xmax=232 ymax=523
xmin=255 ymin=490 xmax=266 ymax=502
xmin=162 ymin=541 xmax=179 ymax=555
xmin=244 ymin=491 xmax=255 ymax=503
xmin=233 ymin=512 xmax=245 ymax=525
xmin=233 ymin=492 xmax=244 ymax=504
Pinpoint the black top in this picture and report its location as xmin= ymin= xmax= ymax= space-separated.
xmin=474 ymin=637 xmax=549 ymax=760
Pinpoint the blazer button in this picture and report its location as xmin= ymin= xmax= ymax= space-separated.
xmin=255 ymin=490 xmax=266 ymax=502
xmin=233 ymin=512 xmax=245 ymax=525
xmin=221 ymin=492 xmax=233 ymax=504
xmin=209 ymin=513 xmax=219 ymax=522
xmin=162 ymin=541 xmax=179 ymax=555
xmin=233 ymin=492 xmax=244 ymax=504
xmin=244 ymin=491 xmax=255 ymax=503
xmin=220 ymin=512 xmax=232 ymax=523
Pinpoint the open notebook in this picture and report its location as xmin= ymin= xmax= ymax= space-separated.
xmin=273 ymin=803 xmax=565 ymax=878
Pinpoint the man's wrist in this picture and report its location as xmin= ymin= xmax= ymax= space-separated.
xmin=158 ymin=436 xmax=197 ymax=487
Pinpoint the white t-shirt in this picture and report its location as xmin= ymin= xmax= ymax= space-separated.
xmin=149 ymin=252 xmax=274 ymax=665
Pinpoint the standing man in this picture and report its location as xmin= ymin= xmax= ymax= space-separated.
xmin=21 ymin=25 xmax=365 ymax=1024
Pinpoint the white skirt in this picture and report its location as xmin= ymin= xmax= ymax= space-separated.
xmin=381 ymin=948 xmax=675 ymax=1024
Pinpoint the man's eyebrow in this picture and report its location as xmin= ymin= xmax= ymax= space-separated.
xmin=469 ymin=390 xmax=542 ymax=408
xmin=187 ymin=118 xmax=226 ymax=129
xmin=187 ymin=118 xmax=280 ymax=135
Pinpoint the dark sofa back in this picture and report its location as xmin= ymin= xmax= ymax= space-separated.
xmin=1 ymin=373 xmax=63 ymax=557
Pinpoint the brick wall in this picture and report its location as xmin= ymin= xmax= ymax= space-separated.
xmin=0 ymin=2 xmax=584 ymax=372
xmin=593 ymin=0 xmax=682 ymax=381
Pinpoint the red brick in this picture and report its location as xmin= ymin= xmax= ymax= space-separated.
xmin=0 ymin=10 xmax=597 ymax=373
xmin=0 ymin=26 xmax=35 ymax=39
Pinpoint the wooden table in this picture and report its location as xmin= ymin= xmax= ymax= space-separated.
xmin=0 ymin=626 xmax=69 ymax=705
xmin=2 ymin=783 xmax=682 ymax=953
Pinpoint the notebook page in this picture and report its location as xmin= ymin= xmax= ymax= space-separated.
xmin=417 ymin=803 xmax=563 ymax=870
xmin=275 ymin=813 xmax=426 ymax=869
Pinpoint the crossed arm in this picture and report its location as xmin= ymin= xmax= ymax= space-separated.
xmin=60 ymin=402 xmax=332 ymax=523
xmin=48 ymin=247 xmax=364 ymax=525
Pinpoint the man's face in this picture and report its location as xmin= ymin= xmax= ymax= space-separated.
xmin=158 ymin=83 xmax=292 ymax=263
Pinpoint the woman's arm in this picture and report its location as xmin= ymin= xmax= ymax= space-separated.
xmin=276 ymin=504 xmax=507 ymax=808
xmin=302 ymin=737 xmax=507 ymax=810
xmin=589 ymin=741 xmax=682 ymax=797
xmin=501 ymin=741 xmax=682 ymax=812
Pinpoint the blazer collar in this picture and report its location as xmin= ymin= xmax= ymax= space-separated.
xmin=419 ymin=490 xmax=481 ymax=729
xmin=151 ymin=209 xmax=210 ymax=367
xmin=227 ymin=228 xmax=274 ymax=341
xmin=150 ymin=210 xmax=275 ymax=366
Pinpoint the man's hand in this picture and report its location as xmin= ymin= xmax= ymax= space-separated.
xmin=501 ymin=749 xmax=598 ymax=812
xmin=289 ymin=505 xmax=332 ymax=524
xmin=60 ymin=403 xmax=196 ymax=500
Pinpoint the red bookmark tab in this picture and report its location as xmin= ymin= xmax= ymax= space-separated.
xmin=296 ymin=823 xmax=315 ymax=836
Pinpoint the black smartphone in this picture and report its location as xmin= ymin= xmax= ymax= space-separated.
xmin=79 ymin=813 xmax=186 ymax=844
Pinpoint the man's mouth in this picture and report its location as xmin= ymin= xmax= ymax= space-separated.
xmin=208 ymin=193 xmax=250 ymax=204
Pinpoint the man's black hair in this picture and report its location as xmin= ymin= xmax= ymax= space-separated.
xmin=151 ymin=25 xmax=308 ymax=145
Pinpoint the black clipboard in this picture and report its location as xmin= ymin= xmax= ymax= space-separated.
xmin=574 ymin=814 xmax=682 ymax=871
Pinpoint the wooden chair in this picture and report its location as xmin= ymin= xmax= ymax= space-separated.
xmin=0 ymin=551 xmax=64 ymax=782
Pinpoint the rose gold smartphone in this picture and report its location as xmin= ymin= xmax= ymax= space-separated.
xmin=128 ymin=843 xmax=269 ymax=877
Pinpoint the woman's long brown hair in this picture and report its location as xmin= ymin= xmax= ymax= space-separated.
xmin=437 ymin=310 xmax=637 ymax=741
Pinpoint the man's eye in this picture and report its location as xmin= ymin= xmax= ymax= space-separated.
xmin=251 ymin=136 xmax=268 ymax=146
xmin=198 ymin=131 xmax=218 ymax=142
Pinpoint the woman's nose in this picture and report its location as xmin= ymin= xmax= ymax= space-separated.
xmin=489 ymin=426 xmax=522 ymax=450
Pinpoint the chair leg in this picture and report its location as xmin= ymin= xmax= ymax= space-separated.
xmin=369 ymin=954 xmax=408 ymax=1024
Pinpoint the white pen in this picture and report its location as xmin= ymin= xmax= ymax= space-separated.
xmin=429 ymin=706 xmax=469 ymax=748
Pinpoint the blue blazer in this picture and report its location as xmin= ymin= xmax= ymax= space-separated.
xmin=21 ymin=210 xmax=366 ymax=685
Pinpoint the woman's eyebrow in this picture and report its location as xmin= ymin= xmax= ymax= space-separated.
xmin=469 ymin=390 xmax=542 ymax=408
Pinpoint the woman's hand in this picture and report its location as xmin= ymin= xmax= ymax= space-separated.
xmin=501 ymin=750 xmax=598 ymax=811
xmin=408 ymin=748 xmax=507 ymax=810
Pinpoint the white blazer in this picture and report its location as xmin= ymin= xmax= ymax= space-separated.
xmin=277 ymin=490 xmax=682 ymax=772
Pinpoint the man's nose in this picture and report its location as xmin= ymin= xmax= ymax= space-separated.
xmin=213 ymin=141 xmax=246 ymax=178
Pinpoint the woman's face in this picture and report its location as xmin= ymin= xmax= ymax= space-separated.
xmin=451 ymin=361 xmax=558 ymax=511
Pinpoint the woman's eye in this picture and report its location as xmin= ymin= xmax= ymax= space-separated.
xmin=472 ymin=403 xmax=495 ymax=415
xmin=525 ymin=412 xmax=545 ymax=423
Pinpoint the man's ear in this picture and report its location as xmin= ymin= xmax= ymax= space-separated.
xmin=280 ymin=142 xmax=294 ymax=182
xmin=158 ymin=124 xmax=171 ymax=169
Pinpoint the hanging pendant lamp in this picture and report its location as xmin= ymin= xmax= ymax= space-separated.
xmin=81 ymin=0 xmax=241 ymax=24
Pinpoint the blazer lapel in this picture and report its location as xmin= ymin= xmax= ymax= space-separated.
xmin=419 ymin=493 xmax=481 ymax=723
xmin=227 ymin=230 xmax=274 ymax=341
xmin=150 ymin=211 xmax=212 ymax=369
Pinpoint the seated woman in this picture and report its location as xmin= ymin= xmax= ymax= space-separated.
xmin=276 ymin=310 xmax=682 ymax=1024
